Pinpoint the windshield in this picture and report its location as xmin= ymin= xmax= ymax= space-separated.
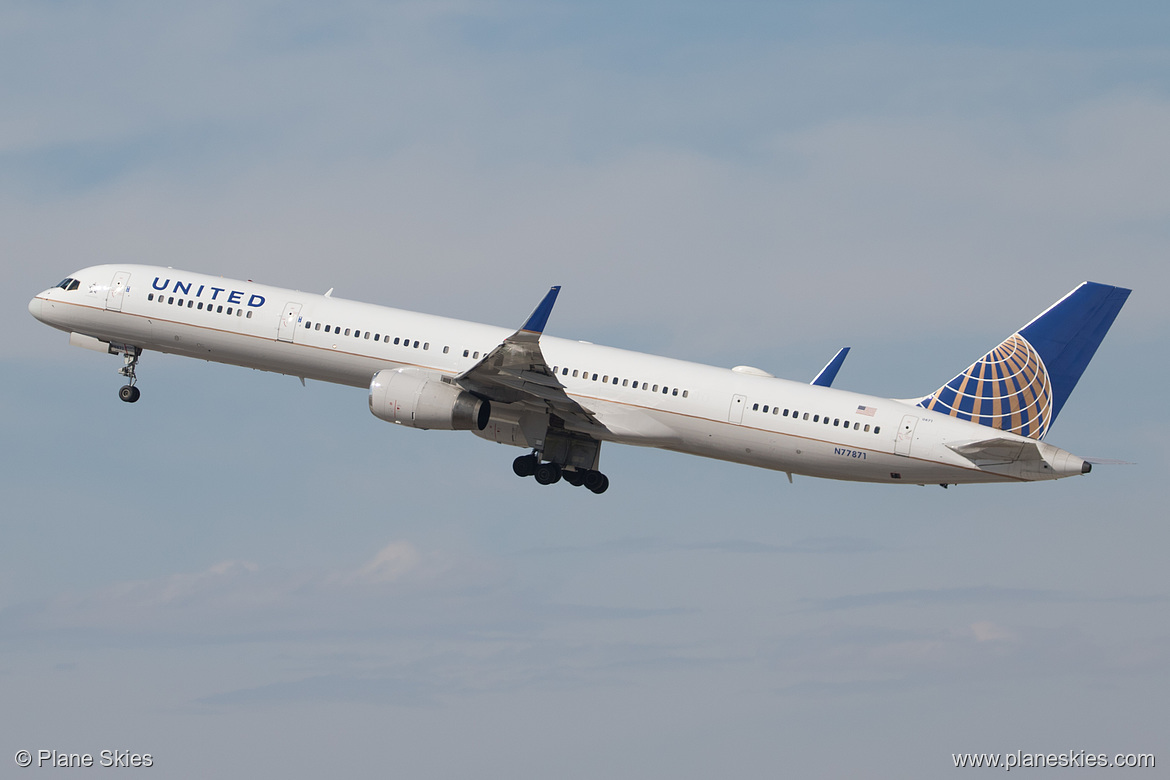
xmin=55 ymin=278 xmax=80 ymax=291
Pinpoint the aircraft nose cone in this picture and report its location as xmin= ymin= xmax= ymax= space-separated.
xmin=28 ymin=296 xmax=43 ymax=322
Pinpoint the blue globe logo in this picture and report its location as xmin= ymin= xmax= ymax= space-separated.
xmin=921 ymin=333 xmax=1053 ymax=440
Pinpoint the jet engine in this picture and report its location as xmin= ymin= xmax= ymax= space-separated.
xmin=369 ymin=368 xmax=490 ymax=431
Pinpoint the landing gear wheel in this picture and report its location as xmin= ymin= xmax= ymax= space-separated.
xmin=587 ymin=472 xmax=609 ymax=494
xmin=534 ymin=462 xmax=562 ymax=485
xmin=116 ymin=347 xmax=142 ymax=404
xmin=563 ymin=469 xmax=585 ymax=487
xmin=512 ymin=453 xmax=538 ymax=478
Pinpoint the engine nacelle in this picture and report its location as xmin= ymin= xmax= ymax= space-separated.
xmin=369 ymin=368 xmax=490 ymax=431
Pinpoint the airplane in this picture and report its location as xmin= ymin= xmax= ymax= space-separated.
xmin=29 ymin=265 xmax=1129 ymax=494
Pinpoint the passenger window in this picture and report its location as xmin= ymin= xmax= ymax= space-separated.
xmin=813 ymin=415 xmax=819 ymax=423
xmin=773 ymin=407 xmax=779 ymax=414
xmin=632 ymin=381 xmax=638 ymax=389
xmin=168 ymin=297 xmax=174 ymax=304
xmin=413 ymin=341 xmax=419 ymax=348
xmin=622 ymin=379 xmax=628 ymax=387
xmin=198 ymin=302 xmax=204 ymax=310
xmin=217 ymin=305 xmax=223 ymax=313
xmin=672 ymin=388 xmax=678 ymax=396
xmin=227 ymin=307 xmax=233 ymax=315
xmin=652 ymin=384 xmax=659 ymax=392
xmin=592 ymin=374 xmax=598 ymax=381
xmin=325 ymin=325 xmax=331 ymax=333
xmin=246 ymin=311 xmax=253 ymax=319
xmin=237 ymin=308 xmax=243 ymax=316
xmin=473 ymin=352 xmax=479 ymax=358
xmin=443 ymin=346 xmax=449 ymax=353
xmin=833 ymin=419 xmax=839 ymax=426
xmin=365 ymin=332 xmax=371 ymax=339
xmin=802 ymin=413 xmax=808 ymax=420
xmin=394 ymin=337 xmax=399 ymax=344
xmin=424 ymin=343 xmax=429 ymax=350
xmin=572 ymin=370 xmax=578 ymax=378
xmin=613 ymin=377 xmax=619 ymax=385
xmin=864 ymin=424 xmax=870 ymax=432
xmin=874 ymin=426 xmax=881 ymax=434
xmin=762 ymin=405 xmax=768 ymax=412
xmin=148 ymin=293 xmax=154 ymax=301
xmin=823 ymin=417 xmax=829 ymax=424
xmin=463 ymin=349 xmax=470 ymax=357
xmin=603 ymin=375 xmax=608 ymax=383
xmin=562 ymin=368 xmax=569 ymax=376
xmin=752 ymin=403 xmax=759 ymax=411
xmin=853 ymin=422 xmax=859 ymax=430
xmin=682 ymin=390 xmax=688 ymax=398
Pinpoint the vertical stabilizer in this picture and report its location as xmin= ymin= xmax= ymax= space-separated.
xmin=918 ymin=282 xmax=1130 ymax=439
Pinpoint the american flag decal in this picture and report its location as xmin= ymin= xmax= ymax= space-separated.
xmin=856 ymin=405 xmax=877 ymax=417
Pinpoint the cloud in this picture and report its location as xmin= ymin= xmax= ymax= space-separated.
xmin=10 ymin=9 xmax=1170 ymax=363
xmin=803 ymin=586 xmax=1076 ymax=612
xmin=0 ymin=540 xmax=492 ymax=642
xmin=527 ymin=535 xmax=886 ymax=556
xmin=336 ymin=541 xmax=422 ymax=585
xmin=969 ymin=620 xmax=1014 ymax=642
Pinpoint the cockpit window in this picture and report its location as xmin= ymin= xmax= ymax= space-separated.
xmin=55 ymin=278 xmax=80 ymax=291
xmin=67 ymin=279 xmax=80 ymax=291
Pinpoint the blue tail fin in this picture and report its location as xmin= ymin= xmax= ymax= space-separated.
xmin=918 ymin=282 xmax=1130 ymax=439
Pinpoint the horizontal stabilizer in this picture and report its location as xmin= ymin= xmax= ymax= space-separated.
xmin=947 ymin=437 xmax=1039 ymax=465
xmin=811 ymin=347 xmax=850 ymax=387
xmin=947 ymin=436 xmax=1090 ymax=477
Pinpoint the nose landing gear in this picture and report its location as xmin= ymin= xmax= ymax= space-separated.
xmin=117 ymin=346 xmax=142 ymax=403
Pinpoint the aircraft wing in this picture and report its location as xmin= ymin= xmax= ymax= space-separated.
xmin=455 ymin=287 xmax=601 ymax=429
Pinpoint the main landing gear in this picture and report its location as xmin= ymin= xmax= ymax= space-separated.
xmin=512 ymin=453 xmax=610 ymax=494
xmin=117 ymin=347 xmax=142 ymax=403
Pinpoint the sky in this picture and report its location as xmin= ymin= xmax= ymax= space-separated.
xmin=2 ymin=1 xmax=1168 ymax=777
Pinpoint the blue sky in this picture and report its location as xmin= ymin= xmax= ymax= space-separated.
xmin=2 ymin=2 xmax=1168 ymax=777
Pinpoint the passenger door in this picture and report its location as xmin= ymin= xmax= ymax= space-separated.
xmin=728 ymin=394 xmax=746 ymax=424
xmin=277 ymin=302 xmax=302 ymax=343
xmin=894 ymin=414 xmax=918 ymax=456
xmin=105 ymin=271 xmax=131 ymax=311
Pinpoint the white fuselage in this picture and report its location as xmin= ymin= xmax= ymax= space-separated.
xmin=29 ymin=264 xmax=1090 ymax=485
